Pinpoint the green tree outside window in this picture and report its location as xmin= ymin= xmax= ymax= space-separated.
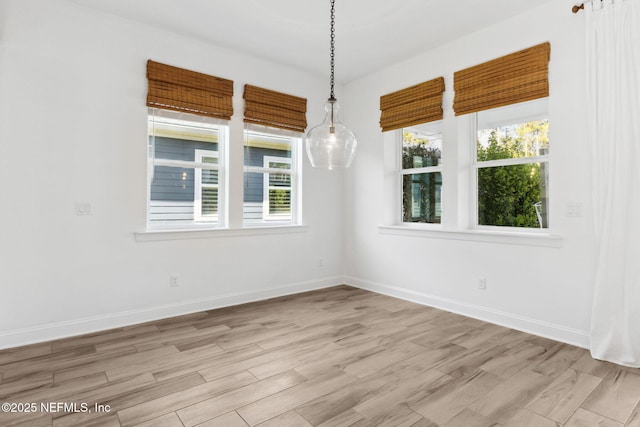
xmin=477 ymin=120 xmax=549 ymax=228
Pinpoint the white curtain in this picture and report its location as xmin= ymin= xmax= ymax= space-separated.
xmin=588 ymin=0 xmax=640 ymax=367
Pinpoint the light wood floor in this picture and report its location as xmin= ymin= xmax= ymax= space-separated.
xmin=1 ymin=285 xmax=639 ymax=427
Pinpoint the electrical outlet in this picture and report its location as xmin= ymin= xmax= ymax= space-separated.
xmin=75 ymin=202 xmax=92 ymax=215
xmin=170 ymin=275 xmax=180 ymax=287
xmin=478 ymin=278 xmax=487 ymax=290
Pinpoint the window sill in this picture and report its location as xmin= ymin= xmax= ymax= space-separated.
xmin=378 ymin=225 xmax=562 ymax=248
xmin=135 ymin=225 xmax=309 ymax=242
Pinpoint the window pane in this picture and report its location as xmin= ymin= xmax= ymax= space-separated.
xmin=149 ymin=165 xmax=198 ymax=224
xmin=402 ymin=123 xmax=442 ymax=170
xmin=243 ymin=171 xmax=292 ymax=223
xmin=268 ymin=160 xmax=291 ymax=170
xmin=201 ymin=187 xmax=218 ymax=215
xmin=148 ymin=111 xmax=225 ymax=229
xmin=243 ymin=171 xmax=263 ymax=222
xmin=151 ymin=137 xmax=218 ymax=162
xmin=243 ymin=128 xmax=297 ymax=224
xmin=202 ymin=169 xmax=218 ymax=185
xmin=244 ymin=131 xmax=292 ymax=168
xmin=202 ymin=155 xmax=218 ymax=164
xmin=150 ymin=166 xmax=193 ymax=203
xmin=269 ymin=172 xmax=291 ymax=187
xmin=149 ymin=116 xmax=220 ymax=162
xmin=148 ymin=165 xmax=219 ymax=225
xmin=477 ymin=120 xmax=549 ymax=162
xmin=478 ymin=162 xmax=548 ymax=228
xmin=402 ymin=172 xmax=442 ymax=223
xmin=269 ymin=189 xmax=291 ymax=216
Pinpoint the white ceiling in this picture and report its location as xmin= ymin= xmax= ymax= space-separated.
xmin=71 ymin=0 xmax=555 ymax=83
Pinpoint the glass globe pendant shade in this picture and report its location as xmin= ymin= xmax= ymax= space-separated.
xmin=305 ymin=99 xmax=357 ymax=169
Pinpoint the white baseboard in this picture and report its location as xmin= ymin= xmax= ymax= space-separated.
xmin=345 ymin=276 xmax=590 ymax=349
xmin=2 ymin=276 xmax=590 ymax=351
xmin=0 ymin=276 xmax=343 ymax=350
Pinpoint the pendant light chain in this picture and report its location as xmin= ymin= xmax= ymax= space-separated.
xmin=304 ymin=0 xmax=357 ymax=169
xmin=329 ymin=0 xmax=336 ymax=101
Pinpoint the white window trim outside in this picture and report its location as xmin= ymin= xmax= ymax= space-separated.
xmin=194 ymin=149 xmax=220 ymax=223
xmin=262 ymin=155 xmax=293 ymax=221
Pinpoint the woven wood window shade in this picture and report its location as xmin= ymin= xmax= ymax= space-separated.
xmin=243 ymin=85 xmax=307 ymax=133
xmin=453 ymin=42 xmax=550 ymax=116
xmin=379 ymin=77 xmax=445 ymax=132
xmin=146 ymin=60 xmax=233 ymax=120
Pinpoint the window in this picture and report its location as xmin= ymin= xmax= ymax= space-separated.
xmin=144 ymin=66 xmax=309 ymax=234
xmin=243 ymin=126 xmax=300 ymax=225
xmin=401 ymin=121 xmax=443 ymax=224
xmin=262 ymin=156 xmax=292 ymax=220
xmin=194 ymin=150 xmax=220 ymax=222
xmin=474 ymin=98 xmax=549 ymax=229
xmin=381 ymin=46 xmax=554 ymax=242
xmin=380 ymin=78 xmax=445 ymax=227
xmin=147 ymin=109 xmax=227 ymax=229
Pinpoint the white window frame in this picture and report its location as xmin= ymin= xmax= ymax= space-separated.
xmin=399 ymin=121 xmax=444 ymax=227
xmin=243 ymin=125 xmax=301 ymax=226
xmin=471 ymin=98 xmax=550 ymax=231
xmin=380 ymin=99 xmax=560 ymax=246
xmin=147 ymin=108 xmax=227 ymax=231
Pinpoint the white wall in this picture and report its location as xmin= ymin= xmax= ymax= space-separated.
xmin=0 ymin=0 xmax=598 ymax=350
xmin=0 ymin=0 xmax=346 ymax=348
xmin=342 ymin=1 xmax=595 ymax=347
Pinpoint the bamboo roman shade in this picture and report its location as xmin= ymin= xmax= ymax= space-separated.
xmin=146 ymin=60 xmax=234 ymax=120
xmin=379 ymin=77 xmax=445 ymax=132
xmin=243 ymin=85 xmax=307 ymax=133
xmin=453 ymin=42 xmax=550 ymax=116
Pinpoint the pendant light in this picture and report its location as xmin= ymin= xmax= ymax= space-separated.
xmin=305 ymin=0 xmax=357 ymax=170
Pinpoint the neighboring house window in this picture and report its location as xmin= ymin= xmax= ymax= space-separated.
xmin=147 ymin=109 xmax=227 ymax=229
xmin=194 ymin=150 xmax=220 ymax=222
xmin=474 ymin=98 xmax=549 ymax=228
xmin=401 ymin=121 xmax=443 ymax=224
xmin=262 ymin=156 xmax=292 ymax=220
xmin=243 ymin=127 xmax=300 ymax=225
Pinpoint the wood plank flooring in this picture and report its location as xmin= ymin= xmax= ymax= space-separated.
xmin=1 ymin=285 xmax=639 ymax=426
